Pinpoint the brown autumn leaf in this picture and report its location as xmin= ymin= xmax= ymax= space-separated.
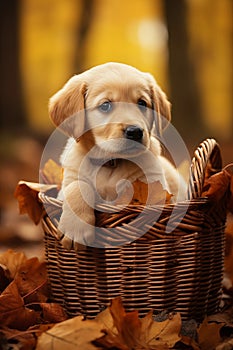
xmin=1 ymin=326 xmax=37 ymax=350
xmin=94 ymin=332 xmax=131 ymax=350
xmin=14 ymin=181 xmax=58 ymax=224
xmin=0 ymin=251 xmax=48 ymax=303
xmin=108 ymin=296 xmax=126 ymax=335
xmin=180 ymin=334 xmax=200 ymax=350
xmin=140 ymin=312 xmax=181 ymax=349
xmin=95 ymin=302 xmax=130 ymax=350
xmin=225 ymin=164 xmax=233 ymax=213
xmin=40 ymin=302 xmax=67 ymax=323
xmin=15 ymin=257 xmax=48 ymax=303
xmin=95 ymin=297 xmax=180 ymax=349
xmin=36 ymin=315 xmax=105 ymax=350
xmin=0 ymin=265 xmax=9 ymax=292
xmin=197 ymin=317 xmax=223 ymax=350
xmin=0 ymin=250 xmax=68 ymax=349
xmin=0 ymin=281 xmax=39 ymax=330
xmin=201 ymin=168 xmax=231 ymax=203
xmin=207 ymin=304 xmax=233 ymax=329
xmin=119 ymin=311 xmax=142 ymax=349
xmin=1 ymin=324 xmax=55 ymax=350
xmin=216 ymin=337 xmax=233 ymax=350
xmin=14 ymin=181 xmax=44 ymax=224
xmin=116 ymin=179 xmax=172 ymax=206
xmin=40 ymin=159 xmax=63 ymax=188
xmin=0 ymin=249 xmax=27 ymax=280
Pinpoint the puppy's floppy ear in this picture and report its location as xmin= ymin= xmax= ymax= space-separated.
xmin=146 ymin=73 xmax=171 ymax=136
xmin=49 ymin=75 xmax=87 ymax=138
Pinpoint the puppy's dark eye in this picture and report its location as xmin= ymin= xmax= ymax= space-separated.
xmin=137 ymin=99 xmax=147 ymax=111
xmin=99 ymin=101 xmax=112 ymax=113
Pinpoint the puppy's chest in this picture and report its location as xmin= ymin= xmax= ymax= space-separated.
xmin=95 ymin=162 xmax=142 ymax=201
xmin=94 ymin=163 xmax=170 ymax=205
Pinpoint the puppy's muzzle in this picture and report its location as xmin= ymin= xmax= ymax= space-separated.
xmin=124 ymin=125 xmax=143 ymax=142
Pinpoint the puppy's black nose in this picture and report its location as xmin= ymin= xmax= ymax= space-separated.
xmin=124 ymin=125 xmax=143 ymax=141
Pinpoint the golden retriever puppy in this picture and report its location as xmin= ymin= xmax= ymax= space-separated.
xmin=49 ymin=62 xmax=186 ymax=250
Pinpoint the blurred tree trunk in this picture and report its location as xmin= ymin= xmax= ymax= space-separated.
xmin=73 ymin=0 xmax=95 ymax=73
xmin=163 ymin=0 xmax=205 ymax=144
xmin=0 ymin=1 xmax=26 ymax=131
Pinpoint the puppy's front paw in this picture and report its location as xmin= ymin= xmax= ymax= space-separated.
xmin=58 ymin=212 xmax=95 ymax=251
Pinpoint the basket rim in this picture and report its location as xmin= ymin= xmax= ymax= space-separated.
xmin=38 ymin=137 xmax=222 ymax=215
xmin=187 ymin=138 xmax=222 ymax=199
xmin=38 ymin=138 xmax=223 ymax=246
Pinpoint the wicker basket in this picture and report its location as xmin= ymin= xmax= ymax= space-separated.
xmin=40 ymin=138 xmax=227 ymax=321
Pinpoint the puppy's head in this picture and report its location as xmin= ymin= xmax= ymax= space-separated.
xmin=49 ymin=62 xmax=171 ymax=157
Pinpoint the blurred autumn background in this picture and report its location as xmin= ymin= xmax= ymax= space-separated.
xmin=0 ymin=0 xmax=232 ymax=256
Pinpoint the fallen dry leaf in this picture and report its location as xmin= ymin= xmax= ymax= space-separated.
xmin=120 ymin=311 xmax=142 ymax=349
xmin=116 ymin=179 xmax=172 ymax=206
xmin=198 ymin=317 xmax=223 ymax=350
xmin=95 ymin=297 xmax=180 ymax=349
xmin=201 ymin=168 xmax=231 ymax=204
xmin=0 ymin=265 xmax=9 ymax=293
xmin=216 ymin=337 xmax=233 ymax=350
xmin=14 ymin=182 xmax=44 ymax=224
xmin=109 ymin=296 xmax=126 ymax=335
xmin=1 ymin=324 xmax=55 ymax=350
xmin=180 ymin=334 xmax=200 ymax=350
xmin=0 ymin=250 xmax=68 ymax=349
xmin=40 ymin=159 xmax=63 ymax=188
xmin=0 ymin=249 xmax=27 ymax=280
xmin=36 ymin=316 xmax=105 ymax=350
xmin=1 ymin=326 xmax=37 ymax=350
xmin=40 ymin=302 xmax=67 ymax=323
xmin=15 ymin=257 xmax=48 ymax=304
xmin=95 ymin=302 xmax=116 ymax=332
xmin=207 ymin=305 xmax=233 ymax=329
xmin=225 ymin=164 xmax=233 ymax=213
xmin=14 ymin=181 xmax=58 ymax=224
xmin=202 ymin=171 xmax=229 ymax=200
xmin=145 ymin=313 xmax=182 ymax=348
xmin=0 ymin=281 xmax=39 ymax=330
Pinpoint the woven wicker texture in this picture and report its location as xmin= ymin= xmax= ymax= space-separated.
xmin=40 ymin=138 xmax=226 ymax=321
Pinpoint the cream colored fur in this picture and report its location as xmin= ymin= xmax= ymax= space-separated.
xmin=49 ymin=62 xmax=186 ymax=250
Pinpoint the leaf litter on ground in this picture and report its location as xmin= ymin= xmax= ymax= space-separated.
xmin=0 ymin=251 xmax=232 ymax=350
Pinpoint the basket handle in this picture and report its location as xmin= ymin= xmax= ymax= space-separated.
xmin=187 ymin=138 xmax=222 ymax=200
